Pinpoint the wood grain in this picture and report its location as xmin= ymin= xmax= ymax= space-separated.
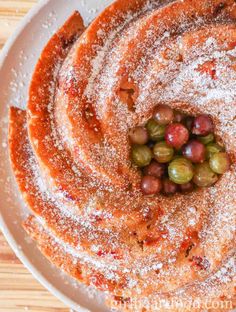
xmin=0 ymin=1 xmax=69 ymax=311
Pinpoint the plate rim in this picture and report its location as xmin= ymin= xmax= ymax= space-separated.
xmin=0 ymin=1 xmax=91 ymax=311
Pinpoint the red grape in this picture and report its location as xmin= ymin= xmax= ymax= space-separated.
xmin=143 ymin=161 xmax=165 ymax=178
xmin=182 ymin=140 xmax=206 ymax=163
xmin=165 ymin=123 xmax=189 ymax=149
xmin=180 ymin=182 xmax=194 ymax=193
xmin=141 ymin=176 xmax=162 ymax=195
xmin=129 ymin=126 xmax=149 ymax=145
xmin=192 ymin=114 xmax=214 ymax=136
xmin=174 ymin=111 xmax=185 ymax=123
xmin=185 ymin=116 xmax=194 ymax=131
xmin=162 ymin=178 xmax=178 ymax=195
xmin=154 ymin=104 xmax=174 ymax=125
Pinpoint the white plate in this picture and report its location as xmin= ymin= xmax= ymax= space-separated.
xmin=0 ymin=1 xmax=114 ymax=311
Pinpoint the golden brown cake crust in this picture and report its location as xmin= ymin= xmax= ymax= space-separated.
xmin=9 ymin=1 xmax=236 ymax=311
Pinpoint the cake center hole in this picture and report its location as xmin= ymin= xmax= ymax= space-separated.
xmin=129 ymin=104 xmax=231 ymax=196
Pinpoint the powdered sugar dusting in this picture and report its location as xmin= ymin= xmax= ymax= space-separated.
xmin=7 ymin=0 xmax=236 ymax=311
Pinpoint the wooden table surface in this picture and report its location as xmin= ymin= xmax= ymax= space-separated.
xmin=0 ymin=1 xmax=69 ymax=311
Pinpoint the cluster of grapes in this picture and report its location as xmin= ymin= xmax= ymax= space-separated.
xmin=129 ymin=104 xmax=231 ymax=196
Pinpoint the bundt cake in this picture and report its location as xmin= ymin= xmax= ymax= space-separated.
xmin=9 ymin=1 xmax=236 ymax=311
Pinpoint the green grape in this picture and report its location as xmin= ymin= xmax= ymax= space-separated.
xmin=146 ymin=119 xmax=166 ymax=142
xmin=168 ymin=157 xmax=194 ymax=184
xmin=193 ymin=162 xmax=218 ymax=187
xmin=132 ymin=145 xmax=152 ymax=167
xmin=153 ymin=141 xmax=174 ymax=163
xmin=198 ymin=133 xmax=214 ymax=145
xmin=209 ymin=152 xmax=230 ymax=174
xmin=206 ymin=143 xmax=223 ymax=159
